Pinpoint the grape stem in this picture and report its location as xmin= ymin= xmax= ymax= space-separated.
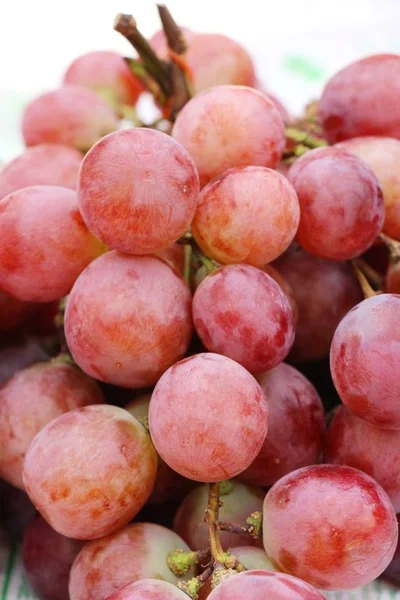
xmin=285 ymin=127 xmax=327 ymax=149
xmin=352 ymin=258 xmax=383 ymax=290
xmin=217 ymin=510 xmax=263 ymax=539
xmin=379 ymin=233 xmax=400 ymax=264
xmin=352 ymin=262 xmax=380 ymax=298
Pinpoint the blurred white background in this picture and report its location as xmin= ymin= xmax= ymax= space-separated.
xmin=1 ymin=0 xmax=400 ymax=161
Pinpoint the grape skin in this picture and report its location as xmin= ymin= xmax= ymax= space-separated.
xmin=0 ymin=185 xmax=105 ymax=302
xmin=192 ymin=265 xmax=295 ymax=373
xmin=23 ymin=405 xmax=157 ymax=540
xmin=325 ymin=405 xmax=400 ymax=511
xmin=173 ymin=481 xmax=264 ymax=550
xmin=22 ymin=85 xmax=118 ymax=151
xmin=105 ymin=580 xmax=189 ymax=600
xmin=263 ymin=464 xmax=398 ymax=590
xmin=239 ymin=363 xmax=325 ymax=487
xmin=0 ymin=144 xmax=82 ymax=200
xmin=273 ymin=246 xmax=362 ymax=362
xmin=192 ymin=166 xmax=299 ymax=266
xmin=22 ymin=515 xmax=83 ymax=600
xmin=69 ymin=522 xmax=194 ymax=600
xmin=148 ymin=353 xmax=268 ymax=482
xmin=0 ymin=361 xmax=104 ymax=489
xmin=64 ymin=252 xmax=193 ymax=388
xmin=330 ymin=294 xmax=400 ymax=429
xmin=289 ymin=147 xmax=384 ymax=260
xmin=172 ymin=86 xmax=285 ymax=187
xmin=319 ymin=54 xmax=400 ymax=143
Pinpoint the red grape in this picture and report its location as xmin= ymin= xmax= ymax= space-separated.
xmin=0 ymin=144 xmax=82 ymax=200
xmin=192 ymin=265 xmax=295 ymax=373
xmin=64 ymin=51 xmax=142 ymax=111
xmin=273 ymin=246 xmax=362 ymax=362
xmin=239 ymin=363 xmax=325 ymax=487
xmin=289 ymin=147 xmax=384 ymax=260
xmin=149 ymin=353 xmax=268 ymax=482
xmin=192 ymin=166 xmax=299 ymax=266
xmin=263 ymin=464 xmax=398 ymax=589
xmin=387 ymin=261 xmax=400 ymax=293
xmin=22 ymin=85 xmax=118 ymax=151
xmin=208 ymin=570 xmax=326 ymax=600
xmin=0 ymin=185 xmax=105 ymax=302
xmin=325 ymin=404 xmax=400 ymax=511
xmin=337 ymin=137 xmax=400 ymax=240
xmin=22 ymin=514 xmax=83 ymax=600
xmin=105 ymin=580 xmax=189 ymax=600
xmin=173 ymin=481 xmax=264 ymax=550
xmin=319 ymin=54 xmax=400 ymax=143
xmin=77 ymin=128 xmax=199 ymax=254
xmin=23 ymin=405 xmax=157 ymax=539
xmin=0 ymin=289 xmax=34 ymax=334
xmin=172 ymin=86 xmax=285 ymax=187
xmin=69 ymin=522 xmax=194 ymax=600
xmin=330 ymin=294 xmax=400 ymax=429
xmin=0 ymin=360 xmax=104 ymax=489
xmin=64 ymin=252 xmax=193 ymax=388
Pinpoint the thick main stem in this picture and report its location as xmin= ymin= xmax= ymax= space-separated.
xmin=352 ymin=262 xmax=379 ymax=298
xmin=379 ymin=233 xmax=400 ymax=264
xmin=205 ymin=482 xmax=226 ymax=564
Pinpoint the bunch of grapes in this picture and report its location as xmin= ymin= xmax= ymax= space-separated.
xmin=2 ymin=5 xmax=400 ymax=600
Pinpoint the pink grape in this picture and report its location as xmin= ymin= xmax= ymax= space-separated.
xmin=77 ymin=128 xmax=199 ymax=254
xmin=319 ymin=54 xmax=400 ymax=143
xmin=0 ymin=185 xmax=105 ymax=302
xmin=208 ymin=570 xmax=326 ymax=600
xmin=64 ymin=252 xmax=193 ymax=388
xmin=330 ymin=293 xmax=400 ymax=429
xmin=149 ymin=353 xmax=268 ymax=482
xmin=0 ymin=290 xmax=34 ymax=334
xmin=263 ymin=464 xmax=398 ymax=590
xmin=239 ymin=363 xmax=325 ymax=487
xmin=105 ymin=580 xmax=189 ymax=600
xmin=173 ymin=481 xmax=264 ymax=550
xmin=192 ymin=265 xmax=295 ymax=373
xmin=0 ymin=144 xmax=82 ymax=200
xmin=192 ymin=166 xmax=299 ymax=266
xmin=386 ymin=261 xmax=400 ymax=293
xmin=172 ymin=86 xmax=285 ymax=187
xmin=22 ymin=514 xmax=83 ymax=600
xmin=23 ymin=405 xmax=157 ymax=539
xmin=69 ymin=522 xmax=194 ymax=600
xmin=0 ymin=360 xmax=104 ymax=489
xmin=289 ymin=147 xmax=384 ymax=260
xmin=64 ymin=51 xmax=142 ymax=111
xmin=337 ymin=136 xmax=400 ymax=240
xmin=273 ymin=246 xmax=362 ymax=361
xmin=325 ymin=405 xmax=400 ymax=511
xmin=22 ymin=85 xmax=117 ymax=151
xmin=125 ymin=393 xmax=195 ymax=504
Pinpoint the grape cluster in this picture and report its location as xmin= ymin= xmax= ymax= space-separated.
xmin=1 ymin=7 xmax=400 ymax=600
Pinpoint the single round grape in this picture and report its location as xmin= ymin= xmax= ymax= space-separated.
xmin=77 ymin=128 xmax=199 ymax=254
xmin=149 ymin=353 xmax=268 ymax=482
xmin=0 ymin=360 xmax=104 ymax=489
xmin=337 ymin=137 xmax=400 ymax=240
xmin=193 ymin=265 xmax=295 ymax=373
xmin=0 ymin=185 xmax=105 ymax=302
xmin=0 ymin=144 xmax=82 ymax=200
xmin=239 ymin=363 xmax=325 ymax=487
xmin=0 ymin=290 xmax=34 ymax=334
xmin=192 ymin=166 xmax=299 ymax=266
xmin=22 ymin=85 xmax=118 ymax=151
xmin=64 ymin=252 xmax=193 ymax=388
xmin=387 ymin=261 xmax=400 ymax=293
xmin=0 ymin=479 xmax=36 ymax=540
xmin=64 ymin=51 xmax=142 ymax=111
xmin=289 ymin=147 xmax=384 ymax=260
xmin=319 ymin=54 xmax=400 ymax=143
xmin=125 ymin=393 xmax=195 ymax=504
xmin=330 ymin=294 xmax=400 ymax=429
xmin=325 ymin=405 xmax=400 ymax=511
xmin=23 ymin=405 xmax=157 ymax=539
xmin=22 ymin=514 xmax=83 ymax=600
xmin=208 ymin=570 xmax=326 ymax=600
xmin=69 ymin=522 xmax=194 ymax=600
xmin=273 ymin=246 xmax=362 ymax=361
xmin=173 ymin=481 xmax=264 ymax=550
xmin=263 ymin=464 xmax=398 ymax=590
xmin=262 ymin=265 xmax=298 ymax=324
xmin=105 ymin=580 xmax=189 ymax=600
xmin=172 ymin=86 xmax=285 ymax=187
